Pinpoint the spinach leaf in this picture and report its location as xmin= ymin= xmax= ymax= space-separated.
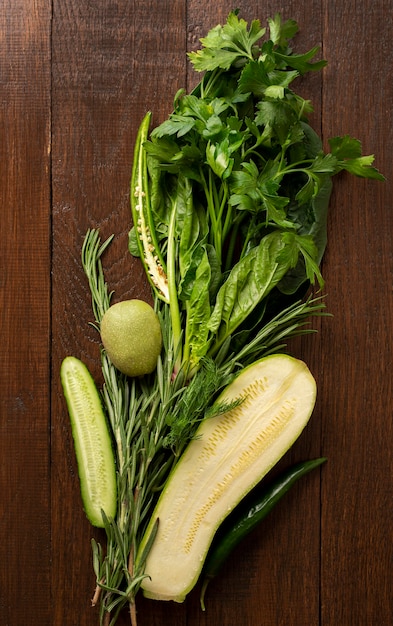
xmin=207 ymin=231 xmax=293 ymax=353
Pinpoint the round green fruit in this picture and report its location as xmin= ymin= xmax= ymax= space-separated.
xmin=100 ymin=299 xmax=162 ymax=377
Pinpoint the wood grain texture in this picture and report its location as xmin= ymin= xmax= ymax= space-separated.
xmin=320 ymin=2 xmax=393 ymax=624
xmin=2 ymin=1 xmax=392 ymax=624
xmin=50 ymin=2 xmax=186 ymax=624
xmin=0 ymin=1 xmax=51 ymax=622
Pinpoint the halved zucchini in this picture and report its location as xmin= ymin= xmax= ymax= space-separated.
xmin=138 ymin=354 xmax=317 ymax=601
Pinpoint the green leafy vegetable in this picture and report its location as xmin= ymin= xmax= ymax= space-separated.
xmin=188 ymin=12 xmax=266 ymax=71
xmin=131 ymin=12 xmax=382 ymax=377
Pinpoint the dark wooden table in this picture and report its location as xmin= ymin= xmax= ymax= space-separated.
xmin=2 ymin=1 xmax=392 ymax=624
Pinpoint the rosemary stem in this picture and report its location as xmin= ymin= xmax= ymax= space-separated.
xmin=91 ymin=583 xmax=102 ymax=607
xmin=127 ymin=551 xmax=137 ymax=626
xmin=129 ymin=600 xmax=137 ymax=626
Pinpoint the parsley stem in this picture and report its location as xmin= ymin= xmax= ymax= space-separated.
xmin=200 ymin=168 xmax=221 ymax=262
xmin=198 ymin=68 xmax=222 ymax=99
xmin=220 ymin=183 xmax=232 ymax=244
xmin=275 ymin=160 xmax=315 ymax=177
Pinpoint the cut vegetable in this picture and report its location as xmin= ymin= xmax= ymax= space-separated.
xmin=138 ymin=354 xmax=317 ymax=601
xmin=60 ymin=356 xmax=117 ymax=528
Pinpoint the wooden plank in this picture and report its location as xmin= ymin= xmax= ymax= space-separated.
xmin=185 ymin=4 xmax=326 ymax=625
xmin=50 ymin=1 xmax=187 ymax=624
xmin=321 ymin=2 xmax=393 ymax=624
xmin=0 ymin=1 xmax=51 ymax=622
xmin=11 ymin=1 xmax=388 ymax=625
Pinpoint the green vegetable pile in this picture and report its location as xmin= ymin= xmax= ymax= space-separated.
xmin=61 ymin=12 xmax=383 ymax=626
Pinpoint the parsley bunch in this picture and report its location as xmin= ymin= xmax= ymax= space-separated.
xmin=130 ymin=11 xmax=383 ymax=380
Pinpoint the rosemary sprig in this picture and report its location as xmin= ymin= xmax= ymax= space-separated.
xmin=82 ymin=230 xmax=175 ymax=625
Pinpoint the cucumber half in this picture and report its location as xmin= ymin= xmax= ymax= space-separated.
xmin=138 ymin=354 xmax=317 ymax=601
xmin=60 ymin=356 xmax=117 ymax=527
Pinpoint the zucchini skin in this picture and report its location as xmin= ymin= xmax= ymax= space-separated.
xmin=200 ymin=456 xmax=327 ymax=608
xmin=60 ymin=356 xmax=117 ymax=528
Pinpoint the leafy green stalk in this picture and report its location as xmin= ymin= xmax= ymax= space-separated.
xmin=166 ymin=197 xmax=183 ymax=373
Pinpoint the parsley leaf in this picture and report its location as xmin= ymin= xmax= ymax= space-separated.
xmin=329 ymin=135 xmax=385 ymax=180
xmin=275 ymin=48 xmax=327 ymax=74
xmin=268 ymin=14 xmax=299 ymax=49
xmin=239 ymin=60 xmax=299 ymax=98
xmin=188 ymin=11 xmax=266 ymax=71
xmin=255 ymin=99 xmax=300 ymax=144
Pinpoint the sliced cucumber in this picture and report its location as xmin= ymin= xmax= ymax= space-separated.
xmin=138 ymin=354 xmax=317 ymax=601
xmin=60 ymin=356 xmax=117 ymax=528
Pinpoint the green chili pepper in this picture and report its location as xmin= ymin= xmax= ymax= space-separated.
xmin=200 ymin=456 xmax=327 ymax=610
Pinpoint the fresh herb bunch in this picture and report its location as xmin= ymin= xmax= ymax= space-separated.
xmin=130 ymin=11 xmax=382 ymax=380
xmin=79 ymin=12 xmax=383 ymax=626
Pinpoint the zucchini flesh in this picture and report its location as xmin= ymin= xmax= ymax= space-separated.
xmin=138 ymin=354 xmax=316 ymax=601
xmin=60 ymin=356 xmax=117 ymax=528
